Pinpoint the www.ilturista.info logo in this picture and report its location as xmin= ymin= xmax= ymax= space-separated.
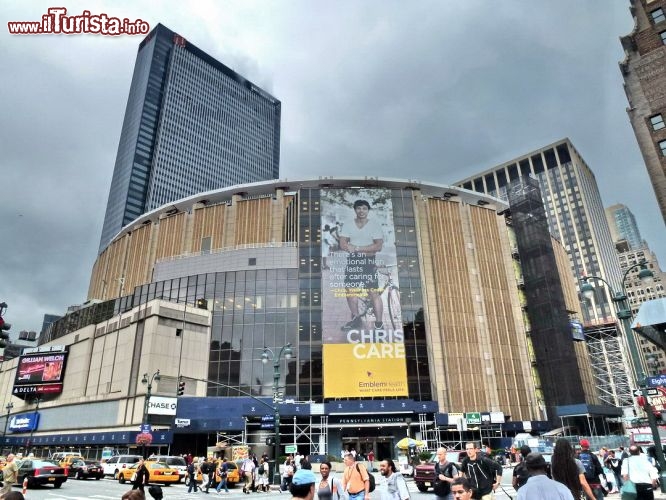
xmin=8 ymin=8 xmax=150 ymax=36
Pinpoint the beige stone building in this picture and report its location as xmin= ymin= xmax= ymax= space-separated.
xmin=5 ymin=178 xmax=600 ymax=458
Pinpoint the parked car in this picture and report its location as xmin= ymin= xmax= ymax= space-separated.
xmin=102 ymin=454 xmax=143 ymax=478
xmin=16 ymin=459 xmax=68 ymax=489
xmin=117 ymin=460 xmax=180 ymax=485
xmin=69 ymin=459 xmax=104 ymax=480
xmin=148 ymin=455 xmax=187 ymax=482
xmin=413 ymin=451 xmax=465 ymax=492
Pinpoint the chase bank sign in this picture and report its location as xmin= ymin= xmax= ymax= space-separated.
xmin=147 ymin=396 xmax=178 ymax=416
xmin=8 ymin=412 xmax=40 ymax=432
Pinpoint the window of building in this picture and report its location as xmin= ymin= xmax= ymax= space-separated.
xmin=201 ymin=237 xmax=211 ymax=254
xmin=652 ymin=8 xmax=666 ymax=24
xmin=661 ymin=31 xmax=666 ymax=44
xmin=651 ymin=114 xmax=665 ymax=130
xmin=660 ymin=140 xmax=666 ymax=156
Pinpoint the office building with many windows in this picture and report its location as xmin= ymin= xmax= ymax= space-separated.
xmin=454 ymin=139 xmax=635 ymax=408
xmin=620 ymin=0 xmax=666 ymax=224
xmin=98 ymin=23 xmax=281 ymax=253
xmin=606 ymin=203 xmax=644 ymax=250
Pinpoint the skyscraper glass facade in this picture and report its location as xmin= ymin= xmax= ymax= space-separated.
xmin=606 ymin=204 xmax=643 ymax=250
xmin=99 ymin=24 xmax=281 ymax=252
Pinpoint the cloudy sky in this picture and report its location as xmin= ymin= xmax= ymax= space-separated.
xmin=1 ymin=1 xmax=664 ymax=335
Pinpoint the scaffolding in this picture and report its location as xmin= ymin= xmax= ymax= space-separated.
xmin=290 ymin=415 xmax=328 ymax=455
xmin=584 ymin=320 xmax=633 ymax=408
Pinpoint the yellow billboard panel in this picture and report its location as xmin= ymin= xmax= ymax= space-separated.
xmin=323 ymin=343 xmax=408 ymax=398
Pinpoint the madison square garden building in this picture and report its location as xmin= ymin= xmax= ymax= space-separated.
xmin=0 ymin=178 xmax=600 ymax=459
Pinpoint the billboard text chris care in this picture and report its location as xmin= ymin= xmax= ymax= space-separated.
xmin=320 ymin=188 xmax=407 ymax=398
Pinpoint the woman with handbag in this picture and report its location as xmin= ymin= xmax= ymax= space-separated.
xmin=621 ymin=445 xmax=658 ymax=500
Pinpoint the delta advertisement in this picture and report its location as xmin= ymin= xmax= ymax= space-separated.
xmin=320 ymin=188 xmax=408 ymax=398
xmin=12 ymin=351 xmax=68 ymax=397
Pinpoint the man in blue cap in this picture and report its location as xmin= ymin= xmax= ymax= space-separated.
xmin=290 ymin=469 xmax=317 ymax=500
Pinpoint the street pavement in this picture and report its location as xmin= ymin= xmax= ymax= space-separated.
xmin=12 ymin=469 xmax=666 ymax=500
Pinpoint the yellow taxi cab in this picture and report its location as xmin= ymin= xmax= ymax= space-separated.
xmin=213 ymin=460 xmax=240 ymax=485
xmin=51 ymin=453 xmax=84 ymax=469
xmin=117 ymin=460 xmax=180 ymax=485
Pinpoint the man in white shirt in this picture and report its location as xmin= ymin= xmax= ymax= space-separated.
xmin=339 ymin=199 xmax=385 ymax=331
xmin=621 ymin=445 xmax=658 ymax=499
xmin=379 ymin=459 xmax=409 ymax=500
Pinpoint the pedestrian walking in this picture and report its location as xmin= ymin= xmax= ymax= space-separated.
xmin=460 ymin=442 xmax=502 ymax=500
xmin=0 ymin=454 xmax=19 ymax=496
xmin=216 ymin=457 xmax=230 ymax=494
xmin=187 ymin=458 xmax=200 ymax=493
xmin=132 ymin=458 xmax=150 ymax=492
xmin=516 ymin=452 xmax=574 ymax=500
xmin=621 ymin=444 xmax=658 ymax=500
xmin=550 ymin=438 xmax=595 ymax=500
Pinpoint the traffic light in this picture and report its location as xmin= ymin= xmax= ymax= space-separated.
xmin=196 ymin=298 xmax=208 ymax=310
xmin=177 ymin=377 xmax=186 ymax=396
xmin=0 ymin=315 xmax=11 ymax=348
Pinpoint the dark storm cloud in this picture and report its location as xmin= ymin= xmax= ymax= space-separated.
xmin=0 ymin=1 xmax=663 ymax=335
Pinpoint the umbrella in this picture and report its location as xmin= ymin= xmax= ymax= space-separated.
xmin=395 ymin=437 xmax=425 ymax=449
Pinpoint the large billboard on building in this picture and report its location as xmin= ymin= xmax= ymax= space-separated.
xmin=320 ymin=188 xmax=408 ymax=398
xmin=12 ymin=351 xmax=68 ymax=397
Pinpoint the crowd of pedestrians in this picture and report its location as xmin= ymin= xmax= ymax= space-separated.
xmin=511 ymin=438 xmax=661 ymax=500
xmin=112 ymin=437 xmax=663 ymax=500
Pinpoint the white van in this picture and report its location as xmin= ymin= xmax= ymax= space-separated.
xmin=102 ymin=454 xmax=143 ymax=478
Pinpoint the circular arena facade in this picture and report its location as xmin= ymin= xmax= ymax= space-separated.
xmin=2 ymin=178 xmax=597 ymax=458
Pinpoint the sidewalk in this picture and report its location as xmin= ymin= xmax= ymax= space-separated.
xmin=605 ymin=490 xmax=666 ymax=499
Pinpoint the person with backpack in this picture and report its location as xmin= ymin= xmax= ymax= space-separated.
xmin=433 ymin=447 xmax=459 ymax=499
xmin=460 ymin=442 xmax=502 ymax=500
xmin=216 ymin=457 xmax=230 ymax=494
xmin=512 ymin=445 xmax=532 ymax=491
xmin=256 ymin=457 xmax=270 ymax=492
xmin=342 ymin=452 xmax=371 ymax=500
xmin=578 ymin=439 xmax=606 ymax=499
xmin=379 ymin=458 xmax=410 ymax=500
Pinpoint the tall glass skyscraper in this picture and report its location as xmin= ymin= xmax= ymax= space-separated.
xmin=98 ymin=24 xmax=281 ymax=253
xmin=605 ymin=203 xmax=643 ymax=250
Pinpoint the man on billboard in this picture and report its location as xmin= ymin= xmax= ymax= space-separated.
xmin=339 ymin=199 xmax=384 ymax=331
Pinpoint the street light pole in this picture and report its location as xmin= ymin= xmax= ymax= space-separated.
xmin=581 ymin=261 xmax=666 ymax=491
xmin=3 ymin=402 xmax=14 ymax=446
xmin=27 ymin=396 xmax=41 ymax=454
xmin=261 ymin=343 xmax=293 ymax=485
xmin=141 ymin=370 xmax=161 ymax=457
